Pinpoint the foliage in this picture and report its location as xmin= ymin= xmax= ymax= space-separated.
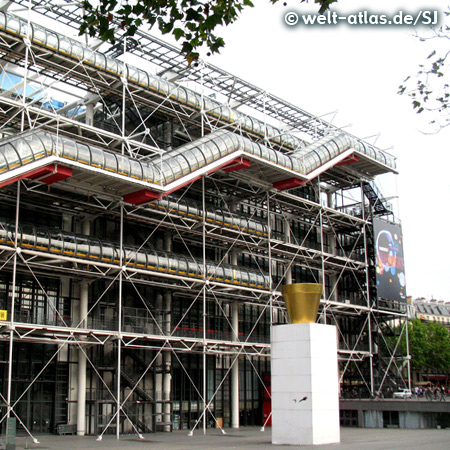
xmin=404 ymin=319 xmax=450 ymax=373
xmin=398 ymin=10 xmax=450 ymax=133
xmin=80 ymin=0 xmax=338 ymax=64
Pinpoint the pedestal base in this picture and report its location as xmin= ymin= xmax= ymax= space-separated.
xmin=271 ymin=323 xmax=340 ymax=446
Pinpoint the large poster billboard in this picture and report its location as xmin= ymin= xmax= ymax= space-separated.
xmin=373 ymin=218 xmax=406 ymax=302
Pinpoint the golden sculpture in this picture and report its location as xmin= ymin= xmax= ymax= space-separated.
xmin=282 ymin=283 xmax=323 ymax=324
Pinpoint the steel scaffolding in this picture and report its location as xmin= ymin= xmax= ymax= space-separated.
xmin=0 ymin=1 xmax=409 ymax=441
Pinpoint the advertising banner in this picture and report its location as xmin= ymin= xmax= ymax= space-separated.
xmin=373 ymin=218 xmax=406 ymax=302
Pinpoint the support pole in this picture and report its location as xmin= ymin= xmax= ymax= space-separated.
xmin=116 ymin=205 xmax=124 ymax=439
xmin=163 ymin=232 xmax=172 ymax=432
xmin=229 ymin=204 xmax=240 ymax=430
xmin=7 ymin=12 xmax=30 ymax=419
xmin=361 ymin=182 xmax=374 ymax=396
xmin=77 ymin=94 xmax=95 ymax=436
xmin=7 ymin=182 xmax=20 ymax=419
xmin=85 ymin=102 xmax=94 ymax=127
xmin=77 ymin=219 xmax=90 ymax=436
xmin=201 ymin=175 xmax=207 ymax=435
xmin=155 ymin=293 xmax=163 ymax=428
xmin=284 ymin=216 xmax=292 ymax=285
xmin=231 ymin=303 xmax=239 ymax=429
xmin=327 ymin=192 xmax=338 ymax=303
xmin=267 ymin=193 xmax=273 ymax=328
xmin=318 ymin=178 xmax=327 ymax=323
xmin=76 ymin=320 xmax=87 ymax=436
xmin=117 ymin=42 xmax=126 ymax=439
xmin=405 ymin=318 xmax=412 ymax=392
xmin=163 ymin=337 xmax=172 ymax=432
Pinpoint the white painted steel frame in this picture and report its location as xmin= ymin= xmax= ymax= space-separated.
xmin=0 ymin=0 xmax=409 ymax=442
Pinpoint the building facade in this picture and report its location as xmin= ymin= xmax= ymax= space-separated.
xmin=410 ymin=298 xmax=450 ymax=327
xmin=0 ymin=1 xmax=408 ymax=439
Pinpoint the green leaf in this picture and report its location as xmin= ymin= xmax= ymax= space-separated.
xmin=173 ymin=28 xmax=185 ymax=40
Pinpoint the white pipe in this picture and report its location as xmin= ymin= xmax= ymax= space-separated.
xmin=284 ymin=217 xmax=293 ymax=285
xmin=231 ymin=302 xmax=239 ymax=429
xmin=163 ymin=232 xmax=172 ymax=432
xmin=155 ymin=293 xmax=163 ymax=428
xmin=85 ymin=102 xmax=94 ymax=128
xmin=163 ymin=350 xmax=171 ymax=432
xmin=77 ymin=219 xmax=90 ymax=436
xmin=76 ymin=282 xmax=88 ymax=436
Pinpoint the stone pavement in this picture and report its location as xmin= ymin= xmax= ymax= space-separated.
xmin=9 ymin=426 xmax=450 ymax=450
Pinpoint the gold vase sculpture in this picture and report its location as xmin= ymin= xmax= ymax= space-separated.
xmin=282 ymin=283 xmax=323 ymax=324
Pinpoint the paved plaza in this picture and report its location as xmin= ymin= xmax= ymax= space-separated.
xmin=8 ymin=426 xmax=450 ymax=450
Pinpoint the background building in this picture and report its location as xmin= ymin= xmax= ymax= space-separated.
xmin=410 ymin=298 xmax=450 ymax=328
xmin=0 ymin=1 xmax=408 ymax=439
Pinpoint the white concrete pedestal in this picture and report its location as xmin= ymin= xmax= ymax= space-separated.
xmin=271 ymin=323 xmax=340 ymax=446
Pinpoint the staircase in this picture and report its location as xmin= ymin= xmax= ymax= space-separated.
xmin=363 ymin=181 xmax=392 ymax=216
xmin=54 ymin=362 xmax=69 ymax=430
xmin=122 ymin=405 xmax=153 ymax=434
xmin=121 ymin=369 xmax=153 ymax=402
xmin=123 ymin=348 xmax=152 ymax=371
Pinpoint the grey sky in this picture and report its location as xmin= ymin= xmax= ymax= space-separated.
xmin=206 ymin=0 xmax=450 ymax=300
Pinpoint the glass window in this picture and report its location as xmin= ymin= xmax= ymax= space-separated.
xmin=3 ymin=143 xmax=20 ymax=169
xmin=90 ymin=146 xmax=105 ymax=168
xmin=75 ymin=142 xmax=91 ymax=165
xmin=6 ymin=16 xmax=21 ymax=36
xmin=63 ymin=235 xmax=76 ymax=256
xmin=60 ymin=138 xmax=77 ymax=161
xmin=103 ymin=151 xmax=117 ymax=172
xmin=116 ymin=154 xmax=130 ymax=176
xmin=76 ymin=237 xmax=89 ymax=258
xmin=129 ymin=158 xmax=143 ymax=179
xmin=71 ymin=41 xmax=84 ymax=59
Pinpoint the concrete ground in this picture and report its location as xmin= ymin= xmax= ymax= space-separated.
xmin=8 ymin=426 xmax=450 ymax=450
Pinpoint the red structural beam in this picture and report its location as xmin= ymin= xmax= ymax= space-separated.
xmin=222 ymin=157 xmax=251 ymax=173
xmin=335 ymin=154 xmax=359 ymax=166
xmin=124 ymin=157 xmax=251 ymax=205
xmin=27 ymin=165 xmax=73 ymax=184
xmin=0 ymin=164 xmax=72 ymax=188
xmin=273 ymin=177 xmax=307 ymax=191
xmin=123 ymin=189 xmax=161 ymax=205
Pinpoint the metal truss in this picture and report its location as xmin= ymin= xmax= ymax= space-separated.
xmin=0 ymin=0 xmax=408 ymax=441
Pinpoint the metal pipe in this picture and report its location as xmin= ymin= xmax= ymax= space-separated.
xmin=405 ymin=318 xmax=412 ymax=392
xmin=155 ymin=292 xmax=163 ymax=429
xmin=116 ymin=204 xmax=123 ymax=439
xmin=201 ymin=173 xmax=207 ymax=435
xmin=0 ymin=11 xmax=398 ymax=170
xmin=77 ymin=218 xmax=90 ymax=436
xmin=76 ymin=331 xmax=87 ymax=436
xmin=318 ymin=178 xmax=326 ymax=323
xmin=284 ymin=217 xmax=293 ymax=285
xmin=163 ymin=230 xmax=172 ymax=432
xmin=231 ymin=302 xmax=239 ymax=429
xmin=361 ymin=182 xmax=374 ymax=396
xmin=230 ymin=198 xmax=239 ymax=429
xmin=6 ymin=180 xmax=20 ymax=419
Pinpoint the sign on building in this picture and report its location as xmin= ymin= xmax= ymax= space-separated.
xmin=373 ymin=218 xmax=406 ymax=302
